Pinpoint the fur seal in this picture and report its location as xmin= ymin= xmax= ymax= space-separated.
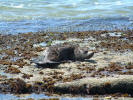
xmin=34 ymin=45 xmax=94 ymax=67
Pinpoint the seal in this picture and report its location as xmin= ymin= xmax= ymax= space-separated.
xmin=34 ymin=45 xmax=94 ymax=67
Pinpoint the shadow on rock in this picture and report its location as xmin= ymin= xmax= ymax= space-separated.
xmin=35 ymin=62 xmax=60 ymax=68
xmin=85 ymin=59 xmax=97 ymax=64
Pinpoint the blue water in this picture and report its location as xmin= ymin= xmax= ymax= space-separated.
xmin=0 ymin=93 xmax=93 ymax=100
xmin=0 ymin=0 xmax=133 ymax=33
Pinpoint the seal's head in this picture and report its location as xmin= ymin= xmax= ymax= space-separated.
xmin=74 ymin=47 xmax=94 ymax=61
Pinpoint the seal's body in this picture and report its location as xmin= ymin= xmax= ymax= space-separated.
xmin=35 ymin=45 xmax=94 ymax=67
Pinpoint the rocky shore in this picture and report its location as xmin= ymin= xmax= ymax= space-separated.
xmin=0 ymin=30 xmax=133 ymax=97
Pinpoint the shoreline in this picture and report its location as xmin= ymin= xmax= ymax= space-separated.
xmin=0 ymin=30 xmax=133 ymax=98
xmin=1 ymin=17 xmax=133 ymax=34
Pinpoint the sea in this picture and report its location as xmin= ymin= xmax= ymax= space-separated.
xmin=0 ymin=0 xmax=133 ymax=34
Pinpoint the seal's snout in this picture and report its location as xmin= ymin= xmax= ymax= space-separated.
xmin=86 ymin=51 xmax=94 ymax=59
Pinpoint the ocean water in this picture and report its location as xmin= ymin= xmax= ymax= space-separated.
xmin=0 ymin=0 xmax=133 ymax=33
xmin=0 ymin=93 xmax=93 ymax=100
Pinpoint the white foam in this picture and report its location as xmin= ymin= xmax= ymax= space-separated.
xmin=94 ymin=2 xmax=99 ymax=5
xmin=115 ymin=1 xmax=123 ymax=5
xmin=11 ymin=4 xmax=24 ymax=8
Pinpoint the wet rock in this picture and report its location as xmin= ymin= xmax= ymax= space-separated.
xmin=0 ymin=78 xmax=32 ymax=93
xmin=54 ymin=76 xmax=133 ymax=95
xmin=0 ymin=30 xmax=133 ymax=96
xmin=22 ymin=73 xmax=33 ymax=79
xmin=5 ymin=67 xmax=21 ymax=74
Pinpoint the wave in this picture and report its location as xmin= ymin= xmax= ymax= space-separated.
xmin=0 ymin=0 xmax=133 ymax=21
xmin=10 ymin=4 xmax=24 ymax=8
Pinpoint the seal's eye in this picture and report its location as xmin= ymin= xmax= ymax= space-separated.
xmin=84 ymin=51 xmax=88 ymax=54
